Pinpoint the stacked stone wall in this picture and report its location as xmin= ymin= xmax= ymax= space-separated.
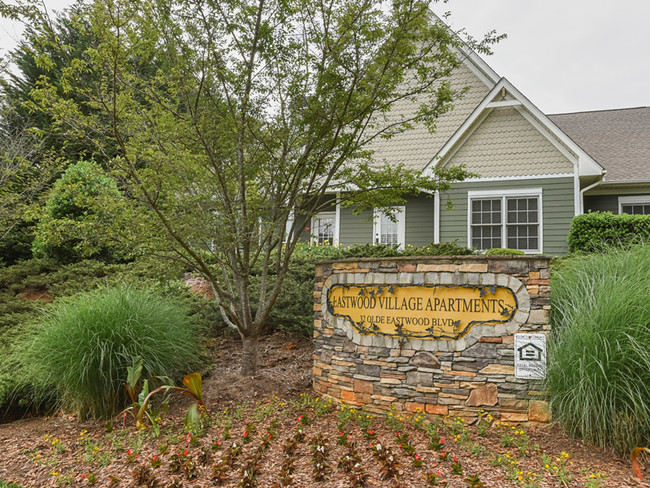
xmin=312 ymin=255 xmax=551 ymax=423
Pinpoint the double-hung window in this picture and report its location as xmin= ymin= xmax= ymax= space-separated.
xmin=619 ymin=196 xmax=650 ymax=215
xmin=468 ymin=189 xmax=542 ymax=253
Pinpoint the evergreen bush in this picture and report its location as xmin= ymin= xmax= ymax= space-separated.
xmin=484 ymin=248 xmax=525 ymax=256
xmin=568 ymin=211 xmax=650 ymax=252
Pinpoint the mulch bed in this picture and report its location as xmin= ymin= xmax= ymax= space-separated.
xmin=0 ymin=332 xmax=646 ymax=487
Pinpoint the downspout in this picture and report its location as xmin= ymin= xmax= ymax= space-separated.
xmin=579 ymin=173 xmax=605 ymax=214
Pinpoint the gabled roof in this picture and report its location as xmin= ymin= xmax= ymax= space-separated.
xmin=421 ymin=78 xmax=605 ymax=178
xmin=548 ymin=107 xmax=650 ymax=184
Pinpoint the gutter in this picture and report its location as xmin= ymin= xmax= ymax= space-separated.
xmin=579 ymin=172 xmax=605 ymax=214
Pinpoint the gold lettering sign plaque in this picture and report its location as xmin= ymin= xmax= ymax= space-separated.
xmin=327 ymin=284 xmax=518 ymax=340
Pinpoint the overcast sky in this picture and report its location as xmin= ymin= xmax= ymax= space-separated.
xmin=1 ymin=0 xmax=648 ymax=115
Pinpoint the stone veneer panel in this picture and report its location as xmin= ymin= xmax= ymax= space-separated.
xmin=313 ymin=256 xmax=551 ymax=422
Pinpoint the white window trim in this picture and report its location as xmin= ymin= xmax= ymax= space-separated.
xmin=373 ymin=206 xmax=406 ymax=249
xmin=467 ymin=188 xmax=543 ymax=254
xmin=310 ymin=210 xmax=336 ymax=246
xmin=618 ymin=195 xmax=650 ymax=214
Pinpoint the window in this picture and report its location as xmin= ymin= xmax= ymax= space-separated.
xmin=312 ymin=211 xmax=336 ymax=245
xmin=469 ymin=189 xmax=542 ymax=253
xmin=619 ymin=196 xmax=650 ymax=215
xmin=373 ymin=207 xmax=405 ymax=248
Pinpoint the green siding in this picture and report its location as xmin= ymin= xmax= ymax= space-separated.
xmin=339 ymin=207 xmax=373 ymax=247
xmin=405 ymin=197 xmax=436 ymax=246
xmin=439 ymin=178 xmax=575 ymax=255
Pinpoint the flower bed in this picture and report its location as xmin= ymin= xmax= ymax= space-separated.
xmin=0 ymin=392 xmax=635 ymax=487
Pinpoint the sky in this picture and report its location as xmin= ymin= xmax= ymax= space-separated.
xmin=0 ymin=0 xmax=648 ymax=115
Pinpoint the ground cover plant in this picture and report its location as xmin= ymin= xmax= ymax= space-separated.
xmin=548 ymin=244 xmax=650 ymax=455
xmin=0 ymin=334 xmax=636 ymax=487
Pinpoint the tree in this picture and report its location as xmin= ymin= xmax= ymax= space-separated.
xmin=29 ymin=0 xmax=500 ymax=374
xmin=0 ymin=128 xmax=61 ymax=259
xmin=0 ymin=1 xmax=110 ymax=262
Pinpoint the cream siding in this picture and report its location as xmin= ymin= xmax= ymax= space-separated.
xmin=444 ymin=107 xmax=574 ymax=177
xmin=367 ymin=62 xmax=492 ymax=172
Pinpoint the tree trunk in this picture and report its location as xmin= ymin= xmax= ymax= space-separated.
xmin=241 ymin=335 xmax=259 ymax=376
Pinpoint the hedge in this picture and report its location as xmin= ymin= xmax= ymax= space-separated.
xmin=568 ymin=211 xmax=650 ymax=252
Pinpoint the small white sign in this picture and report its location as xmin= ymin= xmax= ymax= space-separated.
xmin=514 ymin=333 xmax=547 ymax=379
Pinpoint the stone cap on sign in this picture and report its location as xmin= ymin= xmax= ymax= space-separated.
xmin=314 ymin=255 xmax=551 ymax=266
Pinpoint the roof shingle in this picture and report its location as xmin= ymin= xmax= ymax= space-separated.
xmin=548 ymin=107 xmax=650 ymax=183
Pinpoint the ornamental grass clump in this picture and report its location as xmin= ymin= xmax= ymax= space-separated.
xmin=548 ymin=244 xmax=650 ymax=454
xmin=24 ymin=285 xmax=202 ymax=419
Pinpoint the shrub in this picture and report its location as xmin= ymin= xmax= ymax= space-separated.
xmin=568 ymin=211 xmax=650 ymax=252
xmin=547 ymin=245 xmax=650 ymax=454
xmin=22 ymin=285 xmax=203 ymax=419
xmin=483 ymin=248 xmax=525 ymax=256
xmin=32 ymin=160 xmax=129 ymax=263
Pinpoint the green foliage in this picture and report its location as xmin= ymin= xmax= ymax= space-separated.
xmin=260 ymin=241 xmax=474 ymax=336
xmin=0 ymin=256 xmax=222 ymax=417
xmin=567 ymin=211 xmax=650 ymax=252
xmin=483 ymin=248 xmax=525 ymax=256
xmin=21 ymin=285 xmax=203 ymax=419
xmin=32 ymin=160 xmax=127 ymax=262
xmin=21 ymin=0 xmax=500 ymax=374
xmin=547 ymin=245 xmax=650 ymax=454
xmin=0 ymin=481 xmax=26 ymax=488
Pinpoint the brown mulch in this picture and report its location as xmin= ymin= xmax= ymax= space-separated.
xmin=0 ymin=332 xmax=646 ymax=487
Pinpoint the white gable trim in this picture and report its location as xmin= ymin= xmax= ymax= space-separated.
xmin=422 ymin=78 xmax=605 ymax=180
xmin=432 ymin=11 xmax=500 ymax=90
